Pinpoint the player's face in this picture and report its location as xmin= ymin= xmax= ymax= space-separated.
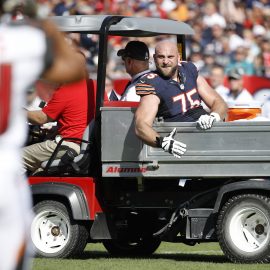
xmin=154 ymin=46 xmax=179 ymax=78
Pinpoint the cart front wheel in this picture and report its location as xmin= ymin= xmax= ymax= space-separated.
xmin=31 ymin=200 xmax=88 ymax=258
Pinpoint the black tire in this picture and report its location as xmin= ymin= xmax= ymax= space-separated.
xmin=31 ymin=200 xmax=88 ymax=258
xmin=103 ymin=237 xmax=161 ymax=257
xmin=217 ymin=194 xmax=270 ymax=263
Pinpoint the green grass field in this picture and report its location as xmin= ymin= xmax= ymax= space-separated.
xmin=32 ymin=242 xmax=270 ymax=270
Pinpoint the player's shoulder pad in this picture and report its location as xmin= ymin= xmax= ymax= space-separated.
xmin=179 ymin=61 xmax=198 ymax=79
xmin=138 ymin=72 xmax=165 ymax=88
xmin=136 ymin=72 xmax=158 ymax=96
xmin=179 ymin=60 xmax=198 ymax=72
xmin=139 ymin=72 xmax=159 ymax=83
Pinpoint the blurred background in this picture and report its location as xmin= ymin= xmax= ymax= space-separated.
xmin=29 ymin=0 xmax=270 ymax=118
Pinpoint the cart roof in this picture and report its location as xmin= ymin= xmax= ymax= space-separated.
xmin=52 ymin=15 xmax=194 ymax=36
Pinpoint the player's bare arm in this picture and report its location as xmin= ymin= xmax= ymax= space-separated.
xmin=40 ymin=19 xmax=86 ymax=83
xmin=134 ymin=94 xmax=160 ymax=147
xmin=197 ymin=75 xmax=228 ymax=120
xmin=135 ymin=94 xmax=187 ymax=158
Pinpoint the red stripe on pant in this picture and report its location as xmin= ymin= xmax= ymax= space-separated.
xmin=0 ymin=64 xmax=11 ymax=134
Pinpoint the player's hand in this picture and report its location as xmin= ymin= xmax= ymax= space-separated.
xmin=197 ymin=112 xmax=221 ymax=130
xmin=157 ymin=128 xmax=187 ymax=158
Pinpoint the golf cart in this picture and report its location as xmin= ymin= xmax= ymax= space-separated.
xmin=29 ymin=15 xmax=270 ymax=263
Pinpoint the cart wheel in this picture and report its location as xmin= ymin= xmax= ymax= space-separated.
xmin=217 ymin=194 xmax=270 ymax=263
xmin=103 ymin=237 xmax=161 ymax=256
xmin=31 ymin=200 xmax=88 ymax=258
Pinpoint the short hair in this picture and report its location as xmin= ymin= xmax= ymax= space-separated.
xmin=212 ymin=63 xmax=224 ymax=70
xmin=1 ymin=0 xmax=37 ymax=17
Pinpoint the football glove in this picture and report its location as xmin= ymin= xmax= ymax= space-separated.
xmin=197 ymin=112 xmax=221 ymax=130
xmin=156 ymin=128 xmax=187 ymax=159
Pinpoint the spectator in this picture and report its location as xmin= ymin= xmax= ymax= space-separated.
xmin=209 ymin=64 xmax=230 ymax=100
xmin=36 ymin=0 xmax=53 ymax=18
xmin=220 ymin=0 xmax=246 ymax=36
xmin=187 ymin=21 xmax=205 ymax=50
xmin=261 ymin=38 xmax=270 ymax=76
xmin=74 ymin=0 xmax=96 ymax=15
xmin=199 ymin=49 xmax=216 ymax=77
xmin=30 ymin=0 xmax=270 ymax=82
xmin=51 ymin=0 xmax=70 ymax=16
xmin=208 ymin=24 xmax=225 ymax=53
xmin=242 ymin=28 xmax=261 ymax=63
xmin=202 ymin=1 xmax=226 ymax=29
xmin=134 ymin=40 xmax=227 ymax=158
xmin=186 ymin=2 xmax=200 ymax=25
xmin=188 ymin=42 xmax=204 ymax=70
xmin=249 ymin=1 xmax=266 ymax=25
xmin=0 ymin=1 xmax=85 ymax=269
xmin=117 ymin=40 xmax=151 ymax=101
xmin=252 ymin=24 xmax=267 ymax=38
xmin=225 ymin=67 xmax=254 ymax=104
xmin=206 ymin=24 xmax=231 ymax=66
xmin=264 ymin=15 xmax=270 ymax=40
xmin=253 ymin=52 xmax=266 ymax=77
xmin=148 ymin=0 xmax=167 ymax=19
xmin=168 ymin=0 xmax=189 ymax=22
xmin=226 ymin=46 xmax=255 ymax=75
xmin=105 ymin=75 xmax=121 ymax=101
xmin=22 ymin=75 xmax=89 ymax=175
xmin=225 ymin=23 xmax=245 ymax=52
xmin=79 ymin=33 xmax=99 ymax=72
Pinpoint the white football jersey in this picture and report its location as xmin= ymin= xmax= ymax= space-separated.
xmin=0 ymin=20 xmax=48 ymax=270
xmin=0 ymin=21 xmax=47 ymax=169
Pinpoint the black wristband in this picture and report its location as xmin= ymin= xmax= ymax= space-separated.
xmin=155 ymin=136 xmax=164 ymax=148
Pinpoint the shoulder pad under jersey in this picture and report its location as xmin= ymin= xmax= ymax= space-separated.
xmin=136 ymin=72 xmax=158 ymax=96
xmin=139 ymin=72 xmax=159 ymax=83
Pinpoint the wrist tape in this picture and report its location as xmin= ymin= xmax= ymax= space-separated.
xmin=155 ymin=136 xmax=164 ymax=148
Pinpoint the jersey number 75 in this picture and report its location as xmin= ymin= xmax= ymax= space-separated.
xmin=173 ymin=88 xmax=200 ymax=113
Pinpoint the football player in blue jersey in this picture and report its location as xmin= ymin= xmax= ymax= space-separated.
xmin=134 ymin=40 xmax=227 ymax=158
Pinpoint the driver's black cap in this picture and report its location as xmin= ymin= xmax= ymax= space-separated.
xmin=117 ymin=41 xmax=149 ymax=61
xmin=228 ymin=67 xmax=244 ymax=80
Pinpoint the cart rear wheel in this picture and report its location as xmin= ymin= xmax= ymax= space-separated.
xmin=217 ymin=194 xmax=270 ymax=263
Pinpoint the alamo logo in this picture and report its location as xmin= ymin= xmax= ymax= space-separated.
xmin=106 ymin=166 xmax=147 ymax=173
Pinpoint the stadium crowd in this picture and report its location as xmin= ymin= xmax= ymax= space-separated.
xmin=33 ymin=0 xmax=270 ymax=81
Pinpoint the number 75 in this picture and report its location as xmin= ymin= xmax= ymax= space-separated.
xmin=173 ymin=88 xmax=200 ymax=112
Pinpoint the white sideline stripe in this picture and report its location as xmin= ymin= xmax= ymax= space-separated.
xmin=160 ymin=250 xmax=223 ymax=254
